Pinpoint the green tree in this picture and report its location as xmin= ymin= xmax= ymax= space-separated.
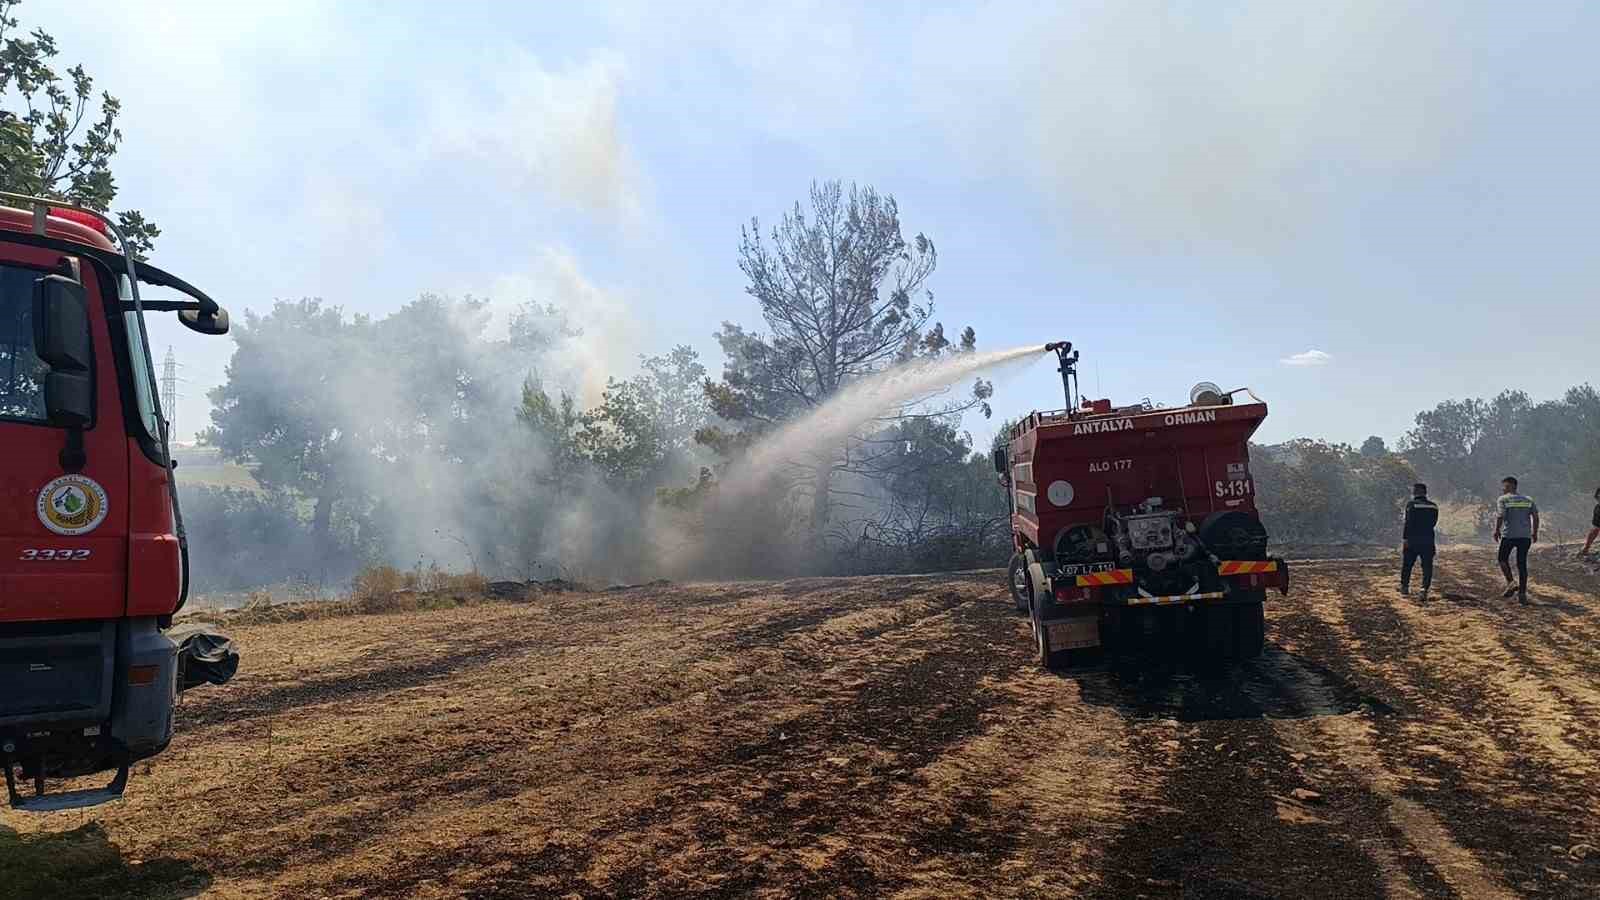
xmin=1399 ymin=388 xmax=1600 ymax=501
xmin=0 ymin=0 xmax=159 ymax=256
xmin=991 ymin=417 xmax=1020 ymax=458
xmin=835 ymin=417 xmax=1010 ymax=571
xmin=700 ymin=180 xmax=990 ymax=541
xmin=1350 ymin=452 xmax=1420 ymax=538
xmin=1253 ymin=439 xmax=1418 ymax=543
xmin=201 ymin=299 xmax=370 ymax=547
xmin=517 ymin=380 xmax=587 ymax=491
xmin=578 ymin=345 xmax=710 ymax=494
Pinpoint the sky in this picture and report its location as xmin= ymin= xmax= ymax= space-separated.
xmin=22 ymin=0 xmax=1600 ymax=449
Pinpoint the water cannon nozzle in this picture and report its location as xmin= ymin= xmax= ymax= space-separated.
xmin=1043 ymin=341 xmax=1072 ymax=353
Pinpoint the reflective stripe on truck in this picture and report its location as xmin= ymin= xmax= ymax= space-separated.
xmin=1217 ymin=560 xmax=1278 ymax=575
xmin=1075 ymin=569 xmax=1135 ymax=587
xmin=1125 ymin=591 xmax=1226 ymax=606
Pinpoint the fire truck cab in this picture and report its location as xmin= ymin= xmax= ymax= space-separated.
xmin=1 ymin=194 xmax=230 ymax=811
xmin=995 ymin=343 xmax=1289 ymax=669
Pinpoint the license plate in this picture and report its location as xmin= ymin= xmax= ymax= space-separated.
xmin=1048 ymin=620 xmax=1100 ymax=649
xmin=1058 ymin=561 xmax=1114 ymax=576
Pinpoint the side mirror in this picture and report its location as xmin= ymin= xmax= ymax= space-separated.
xmin=992 ymin=447 xmax=1009 ymax=476
xmin=178 ymin=305 xmax=229 ymax=336
xmin=33 ymin=275 xmax=93 ymax=428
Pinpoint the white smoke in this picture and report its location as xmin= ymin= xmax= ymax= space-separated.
xmin=722 ymin=345 xmax=1042 ymax=504
xmin=416 ymin=50 xmax=644 ymax=230
xmin=474 ymin=248 xmax=643 ymax=407
xmin=656 ymin=345 xmax=1044 ymax=576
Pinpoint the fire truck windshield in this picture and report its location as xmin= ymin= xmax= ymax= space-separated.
xmin=0 ymin=263 xmax=48 ymax=423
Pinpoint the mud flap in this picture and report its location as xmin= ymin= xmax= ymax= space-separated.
xmin=3 ymin=754 xmax=128 ymax=812
xmin=1046 ymin=617 xmax=1100 ymax=652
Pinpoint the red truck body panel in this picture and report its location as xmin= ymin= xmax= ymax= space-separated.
xmin=0 ymin=240 xmax=134 ymax=623
xmin=1008 ymin=401 xmax=1267 ymax=554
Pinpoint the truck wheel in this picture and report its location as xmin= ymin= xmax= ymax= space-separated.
xmin=1196 ymin=606 xmax=1234 ymax=663
xmin=1194 ymin=593 xmax=1266 ymax=663
xmin=1008 ymin=553 xmax=1031 ymax=613
xmin=1235 ymin=598 xmax=1265 ymax=660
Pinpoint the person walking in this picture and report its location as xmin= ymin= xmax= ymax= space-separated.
xmin=1493 ymin=476 xmax=1539 ymax=605
xmin=1581 ymin=486 xmax=1599 ymax=558
xmin=1400 ymin=483 xmax=1439 ymax=601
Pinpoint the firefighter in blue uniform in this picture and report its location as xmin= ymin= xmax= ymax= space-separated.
xmin=1400 ymin=483 xmax=1439 ymax=601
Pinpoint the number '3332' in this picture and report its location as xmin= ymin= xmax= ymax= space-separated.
xmin=19 ymin=549 xmax=91 ymax=561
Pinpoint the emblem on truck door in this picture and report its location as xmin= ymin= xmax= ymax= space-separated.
xmin=36 ymin=475 xmax=109 ymax=536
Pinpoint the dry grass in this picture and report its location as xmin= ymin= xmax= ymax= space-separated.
xmin=352 ymin=563 xmax=490 ymax=600
xmin=350 ymin=564 xmax=491 ymax=615
xmin=191 ymin=565 xmax=503 ymax=627
xmin=12 ymin=554 xmax=1599 ymax=898
xmin=1436 ymin=498 xmax=1489 ymax=542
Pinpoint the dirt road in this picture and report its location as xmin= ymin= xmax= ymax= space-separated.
xmin=4 ymin=549 xmax=1600 ymax=898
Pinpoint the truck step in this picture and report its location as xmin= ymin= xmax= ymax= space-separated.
xmin=4 ymin=759 xmax=128 ymax=812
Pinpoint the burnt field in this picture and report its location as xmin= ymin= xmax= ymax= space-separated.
xmin=4 ymin=549 xmax=1600 ymax=899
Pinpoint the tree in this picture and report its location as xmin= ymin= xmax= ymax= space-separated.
xmin=832 ymin=417 xmax=1010 ymax=572
xmin=1399 ymin=389 xmax=1571 ymax=500
xmin=1253 ymin=439 xmax=1419 ymax=543
xmin=202 ymin=293 xmax=601 ymax=577
xmin=1359 ymin=435 xmax=1388 ymax=458
xmin=517 ymin=380 xmax=587 ymax=492
xmin=578 ymin=345 xmax=710 ymax=494
xmin=0 ymin=0 xmax=158 ymax=256
xmin=700 ymin=180 xmax=989 ymax=541
xmin=991 ymin=418 xmax=1020 ymax=458
xmin=202 ymin=299 xmax=370 ymax=548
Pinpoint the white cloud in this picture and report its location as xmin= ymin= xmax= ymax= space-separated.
xmin=913 ymin=1 xmax=1472 ymax=255
xmin=1280 ymin=349 xmax=1333 ymax=367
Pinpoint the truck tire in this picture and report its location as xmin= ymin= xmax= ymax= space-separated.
xmin=1197 ymin=594 xmax=1266 ymax=662
xmin=1007 ymin=553 xmax=1031 ymax=613
xmin=1235 ymin=597 xmax=1266 ymax=659
xmin=1196 ymin=605 xmax=1233 ymax=663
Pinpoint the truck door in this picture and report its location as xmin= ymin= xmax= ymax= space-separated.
xmin=0 ymin=248 xmax=131 ymax=623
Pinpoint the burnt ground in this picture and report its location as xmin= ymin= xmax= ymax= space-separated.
xmin=4 ymin=549 xmax=1600 ymax=899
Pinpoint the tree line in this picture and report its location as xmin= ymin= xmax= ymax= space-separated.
xmin=1252 ymin=386 xmax=1600 ymax=545
xmin=8 ymin=0 xmax=1593 ymax=587
xmin=184 ymin=183 xmax=1007 ymax=591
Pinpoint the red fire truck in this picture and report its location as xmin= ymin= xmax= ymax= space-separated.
xmin=1 ymin=193 xmax=232 ymax=810
xmin=995 ymin=342 xmax=1289 ymax=668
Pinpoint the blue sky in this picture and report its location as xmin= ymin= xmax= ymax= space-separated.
xmin=28 ymin=0 xmax=1599 ymax=448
